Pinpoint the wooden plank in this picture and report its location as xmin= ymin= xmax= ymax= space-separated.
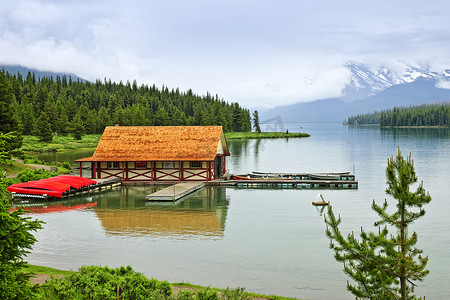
xmin=145 ymin=182 xmax=205 ymax=201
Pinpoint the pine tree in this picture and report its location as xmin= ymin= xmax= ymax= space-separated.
xmin=35 ymin=112 xmax=53 ymax=142
xmin=70 ymin=114 xmax=85 ymax=140
xmin=252 ymin=110 xmax=261 ymax=133
xmin=325 ymin=149 xmax=431 ymax=300
xmin=55 ymin=110 xmax=69 ymax=134
xmin=0 ymin=174 xmax=44 ymax=299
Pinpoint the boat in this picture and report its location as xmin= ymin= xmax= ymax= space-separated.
xmin=233 ymin=175 xmax=292 ymax=180
xmin=8 ymin=176 xmax=97 ymax=199
xmin=252 ymin=171 xmax=350 ymax=179
xmin=246 ymin=173 xmax=286 ymax=179
xmin=233 ymin=175 xmax=259 ymax=180
xmin=312 ymin=193 xmax=329 ymax=206
xmin=307 ymin=173 xmax=341 ymax=180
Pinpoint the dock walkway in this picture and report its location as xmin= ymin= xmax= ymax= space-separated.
xmin=145 ymin=182 xmax=205 ymax=201
xmin=216 ymin=179 xmax=358 ymax=189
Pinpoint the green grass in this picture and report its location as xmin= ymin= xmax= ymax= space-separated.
xmin=172 ymin=282 xmax=298 ymax=300
xmin=25 ymin=264 xmax=74 ymax=276
xmin=25 ymin=265 xmax=299 ymax=299
xmin=225 ymin=131 xmax=310 ymax=140
xmin=1 ymin=159 xmax=33 ymax=176
xmin=21 ymin=134 xmax=101 ymax=153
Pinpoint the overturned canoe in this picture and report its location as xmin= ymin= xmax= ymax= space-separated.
xmin=8 ymin=176 xmax=97 ymax=198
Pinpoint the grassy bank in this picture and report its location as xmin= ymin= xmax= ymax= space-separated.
xmin=225 ymin=132 xmax=310 ymax=140
xmin=21 ymin=134 xmax=101 ymax=153
xmin=19 ymin=132 xmax=311 ymax=153
xmin=27 ymin=264 xmax=74 ymax=277
xmin=25 ymin=265 xmax=298 ymax=300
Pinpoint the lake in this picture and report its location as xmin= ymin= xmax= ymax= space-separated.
xmin=26 ymin=123 xmax=450 ymax=299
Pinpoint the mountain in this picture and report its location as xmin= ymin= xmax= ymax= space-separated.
xmin=0 ymin=64 xmax=87 ymax=82
xmin=260 ymin=63 xmax=450 ymax=124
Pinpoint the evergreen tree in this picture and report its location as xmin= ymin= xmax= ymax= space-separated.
xmin=18 ymin=102 xmax=36 ymax=135
xmin=70 ymin=114 xmax=85 ymax=140
xmin=192 ymin=104 xmax=205 ymax=125
xmin=0 ymin=72 xmax=20 ymax=134
xmin=231 ymin=102 xmax=242 ymax=131
xmin=0 ymin=73 xmax=23 ymax=155
xmin=0 ymin=174 xmax=44 ymax=299
xmin=154 ymin=106 xmax=169 ymax=126
xmin=252 ymin=110 xmax=261 ymax=133
xmin=325 ymin=149 xmax=431 ymax=300
xmin=35 ymin=112 xmax=53 ymax=142
xmin=55 ymin=110 xmax=69 ymax=134
xmin=0 ymin=69 xmax=253 ymax=137
xmin=97 ymin=107 xmax=112 ymax=132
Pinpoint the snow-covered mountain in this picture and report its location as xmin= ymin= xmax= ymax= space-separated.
xmin=260 ymin=62 xmax=450 ymax=124
xmin=341 ymin=62 xmax=450 ymax=101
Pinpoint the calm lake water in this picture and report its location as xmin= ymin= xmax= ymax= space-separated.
xmin=25 ymin=124 xmax=450 ymax=299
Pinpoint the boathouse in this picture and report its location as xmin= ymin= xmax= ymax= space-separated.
xmin=75 ymin=126 xmax=230 ymax=182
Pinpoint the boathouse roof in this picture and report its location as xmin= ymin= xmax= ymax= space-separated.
xmin=76 ymin=126 xmax=229 ymax=162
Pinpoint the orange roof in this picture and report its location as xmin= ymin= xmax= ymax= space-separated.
xmin=76 ymin=126 xmax=228 ymax=162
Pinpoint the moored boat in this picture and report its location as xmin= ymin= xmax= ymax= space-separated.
xmin=8 ymin=176 xmax=97 ymax=199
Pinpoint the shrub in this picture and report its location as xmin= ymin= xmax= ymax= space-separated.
xmin=0 ymin=175 xmax=44 ymax=299
xmin=62 ymin=162 xmax=72 ymax=172
xmin=23 ymin=155 xmax=44 ymax=165
xmin=221 ymin=287 xmax=250 ymax=300
xmin=17 ymin=169 xmax=58 ymax=182
xmin=36 ymin=265 xmax=173 ymax=300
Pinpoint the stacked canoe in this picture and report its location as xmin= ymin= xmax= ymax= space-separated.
xmin=7 ymin=176 xmax=97 ymax=198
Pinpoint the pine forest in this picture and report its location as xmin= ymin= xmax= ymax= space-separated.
xmin=345 ymin=102 xmax=450 ymax=127
xmin=0 ymin=69 xmax=252 ymax=141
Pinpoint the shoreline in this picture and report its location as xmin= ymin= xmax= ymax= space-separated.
xmin=225 ymin=132 xmax=310 ymax=140
xmin=26 ymin=264 xmax=299 ymax=300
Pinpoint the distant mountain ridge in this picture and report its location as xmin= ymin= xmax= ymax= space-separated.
xmin=0 ymin=64 xmax=87 ymax=82
xmin=342 ymin=62 xmax=450 ymax=101
xmin=261 ymin=62 xmax=450 ymax=124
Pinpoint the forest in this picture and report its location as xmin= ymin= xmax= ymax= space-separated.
xmin=0 ymin=69 xmax=252 ymax=147
xmin=344 ymin=102 xmax=450 ymax=127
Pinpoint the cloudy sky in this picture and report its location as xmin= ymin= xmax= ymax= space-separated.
xmin=1 ymin=0 xmax=450 ymax=108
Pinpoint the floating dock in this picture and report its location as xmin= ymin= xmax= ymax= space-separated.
xmin=218 ymin=179 xmax=358 ymax=189
xmin=9 ymin=177 xmax=122 ymax=200
xmin=215 ymin=171 xmax=358 ymax=189
xmin=145 ymin=182 xmax=205 ymax=201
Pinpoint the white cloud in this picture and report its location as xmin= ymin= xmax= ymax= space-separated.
xmin=1 ymin=0 xmax=450 ymax=108
xmin=436 ymin=80 xmax=450 ymax=90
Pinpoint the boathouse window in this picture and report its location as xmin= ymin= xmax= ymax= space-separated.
xmin=136 ymin=161 xmax=146 ymax=169
xmin=108 ymin=162 xmax=119 ymax=169
xmin=164 ymin=162 xmax=174 ymax=169
xmin=190 ymin=161 xmax=202 ymax=168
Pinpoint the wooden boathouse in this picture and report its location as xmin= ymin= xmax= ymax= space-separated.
xmin=75 ymin=126 xmax=230 ymax=182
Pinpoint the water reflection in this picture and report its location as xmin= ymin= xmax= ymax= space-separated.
xmin=380 ymin=127 xmax=450 ymax=139
xmin=93 ymin=186 xmax=230 ymax=240
xmin=11 ymin=198 xmax=97 ymax=214
xmin=346 ymin=125 xmax=450 ymax=139
xmin=35 ymin=149 xmax=95 ymax=164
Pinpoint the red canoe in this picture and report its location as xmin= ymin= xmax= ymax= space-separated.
xmin=8 ymin=176 xmax=97 ymax=198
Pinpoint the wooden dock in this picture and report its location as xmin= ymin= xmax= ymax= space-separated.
xmin=10 ymin=177 xmax=122 ymax=200
xmin=145 ymin=182 xmax=205 ymax=201
xmin=216 ymin=179 xmax=358 ymax=189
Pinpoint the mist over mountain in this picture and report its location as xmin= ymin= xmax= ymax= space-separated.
xmin=0 ymin=64 xmax=87 ymax=82
xmin=260 ymin=63 xmax=450 ymax=124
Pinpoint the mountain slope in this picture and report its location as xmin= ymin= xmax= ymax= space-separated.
xmin=260 ymin=62 xmax=450 ymax=124
xmin=260 ymin=77 xmax=450 ymax=124
xmin=0 ymin=64 xmax=87 ymax=82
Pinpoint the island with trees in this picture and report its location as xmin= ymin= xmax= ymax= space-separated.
xmin=345 ymin=102 xmax=450 ymax=127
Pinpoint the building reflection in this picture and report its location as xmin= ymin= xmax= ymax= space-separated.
xmin=93 ymin=186 xmax=230 ymax=239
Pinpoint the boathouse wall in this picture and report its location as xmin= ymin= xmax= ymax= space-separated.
xmin=76 ymin=126 xmax=229 ymax=182
xmin=91 ymin=160 xmax=215 ymax=181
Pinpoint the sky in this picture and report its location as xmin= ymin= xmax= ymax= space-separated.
xmin=1 ymin=0 xmax=450 ymax=108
